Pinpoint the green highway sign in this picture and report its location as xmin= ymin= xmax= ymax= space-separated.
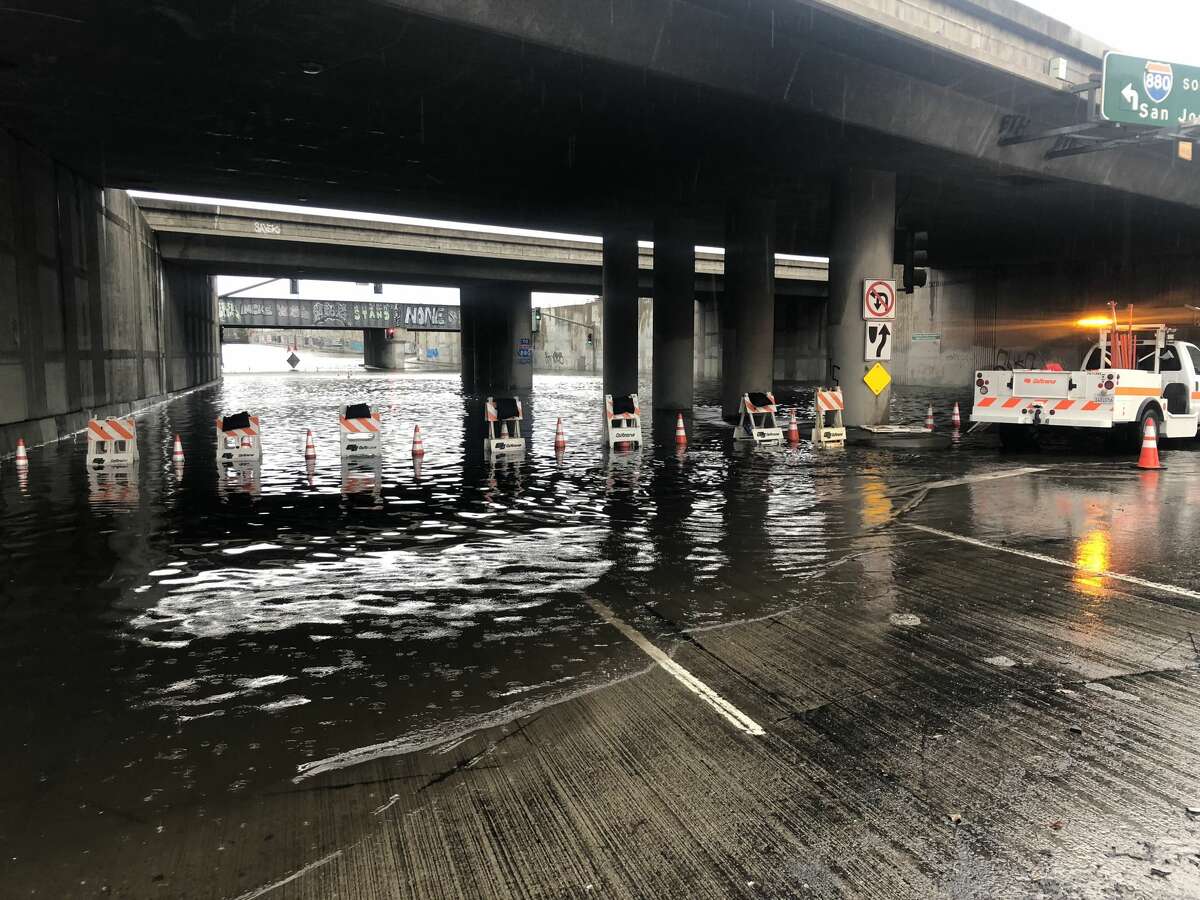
xmin=1102 ymin=52 xmax=1200 ymax=127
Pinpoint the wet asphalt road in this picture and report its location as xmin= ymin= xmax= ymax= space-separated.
xmin=2 ymin=365 xmax=1199 ymax=898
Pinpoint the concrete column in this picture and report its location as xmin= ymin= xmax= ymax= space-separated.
xmin=363 ymin=328 xmax=404 ymax=370
xmin=828 ymin=171 xmax=896 ymax=427
xmin=458 ymin=283 xmax=531 ymax=395
xmin=722 ymin=197 xmax=776 ymax=419
xmin=602 ymin=232 xmax=639 ymax=399
xmin=459 ymin=289 xmax=479 ymax=392
xmin=652 ymin=215 xmax=695 ymax=411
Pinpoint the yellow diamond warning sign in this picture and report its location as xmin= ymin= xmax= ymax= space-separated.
xmin=863 ymin=363 xmax=891 ymax=396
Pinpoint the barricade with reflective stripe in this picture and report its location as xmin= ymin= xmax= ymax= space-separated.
xmin=735 ymin=392 xmax=784 ymax=444
xmin=815 ymin=389 xmax=844 ymax=413
xmin=485 ymin=396 xmax=526 ymax=458
xmin=216 ymin=414 xmax=262 ymax=461
xmin=340 ymin=413 xmax=381 ymax=433
xmin=605 ymin=394 xmax=642 ymax=450
xmin=86 ymin=417 xmax=139 ymax=466
xmin=812 ymin=387 xmax=846 ymax=448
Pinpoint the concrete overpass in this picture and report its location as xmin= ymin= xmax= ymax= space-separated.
xmin=135 ymin=197 xmax=830 ymax=297
xmin=3 ymin=0 xmax=1200 ymax=440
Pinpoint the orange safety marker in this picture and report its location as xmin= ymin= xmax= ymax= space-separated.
xmin=951 ymin=402 xmax=961 ymax=430
xmin=554 ymin=417 xmax=567 ymax=452
xmin=674 ymin=412 xmax=688 ymax=447
xmin=171 ymin=434 xmax=185 ymax=464
xmin=15 ymin=437 xmax=28 ymax=468
xmin=786 ymin=409 xmax=800 ymax=444
xmin=412 ymin=424 xmax=426 ymax=458
xmin=924 ymin=404 xmax=935 ymax=432
xmin=304 ymin=429 xmax=317 ymax=461
xmin=1134 ymin=418 xmax=1165 ymax=470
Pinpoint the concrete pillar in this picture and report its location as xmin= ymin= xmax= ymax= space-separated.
xmin=459 ymin=289 xmax=479 ymax=392
xmin=363 ymin=328 xmax=404 ymax=370
xmin=722 ymin=197 xmax=776 ymax=419
xmin=602 ymin=232 xmax=639 ymax=399
xmin=828 ymin=171 xmax=896 ymax=426
xmin=458 ymin=283 xmax=531 ymax=395
xmin=652 ymin=215 xmax=695 ymax=411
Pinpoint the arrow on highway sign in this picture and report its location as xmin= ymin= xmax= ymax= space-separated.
xmin=865 ymin=322 xmax=892 ymax=361
xmin=1103 ymin=52 xmax=1200 ymax=127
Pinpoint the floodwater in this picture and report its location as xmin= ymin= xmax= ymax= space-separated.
xmin=4 ymin=357 xmax=1198 ymax=896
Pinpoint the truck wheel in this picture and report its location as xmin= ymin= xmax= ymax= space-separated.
xmin=1111 ymin=409 xmax=1162 ymax=455
xmin=998 ymin=424 xmax=1036 ymax=452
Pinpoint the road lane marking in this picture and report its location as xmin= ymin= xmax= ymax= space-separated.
xmin=904 ymin=523 xmax=1200 ymax=602
xmin=230 ymin=848 xmax=345 ymax=899
xmin=894 ymin=467 xmax=1050 ymax=518
xmin=584 ymin=598 xmax=766 ymax=736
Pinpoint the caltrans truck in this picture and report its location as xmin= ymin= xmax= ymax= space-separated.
xmin=970 ymin=322 xmax=1200 ymax=450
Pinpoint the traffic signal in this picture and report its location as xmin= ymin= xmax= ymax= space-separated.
xmin=384 ymin=327 xmax=396 ymax=340
xmin=901 ymin=229 xmax=929 ymax=294
xmin=532 ymin=307 xmax=542 ymax=333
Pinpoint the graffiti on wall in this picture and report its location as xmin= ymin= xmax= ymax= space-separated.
xmin=218 ymin=298 xmax=461 ymax=331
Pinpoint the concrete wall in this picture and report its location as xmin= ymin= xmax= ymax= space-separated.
xmin=0 ymin=129 xmax=218 ymax=449
xmin=532 ymin=302 xmax=604 ymax=374
xmin=884 ymin=256 xmax=1200 ymax=388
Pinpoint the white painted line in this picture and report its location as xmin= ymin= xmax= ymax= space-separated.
xmin=904 ymin=523 xmax=1200 ymax=602
xmin=229 ymin=848 xmax=344 ymax=900
xmin=372 ymin=793 xmax=401 ymax=816
xmin=584 ymin=598 xmax=766 ymax=736
xmin=919 ymin=466 xmax=1050 ymax=490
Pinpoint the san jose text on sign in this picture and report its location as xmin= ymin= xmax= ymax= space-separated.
xmin=1102 ymin=52 xmax=1200 ymax=127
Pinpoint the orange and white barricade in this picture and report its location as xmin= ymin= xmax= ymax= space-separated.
xmin=86 ymin=417 xmax=139 ymax=467
xmin=812 ymin=387 xmax=847 ymax=449
xmin=605 ymin=394 xmax=642 ymax=450
xmin=485 ymin=396 xmax=525 ymax=458
xmin=215 ymin=412 xmax=262 ymax=462
xmin=339 ymin=403 xmax=382 ymax=457
xmin=735 ymin=392 xmax=784 ymax=444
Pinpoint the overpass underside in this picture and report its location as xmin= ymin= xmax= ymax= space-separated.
xmin=2 ymin=0 xmax=1200 ymax=432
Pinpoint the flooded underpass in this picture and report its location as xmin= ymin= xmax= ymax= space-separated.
xmin=3 ymin=370 xmax=1200 ymax=899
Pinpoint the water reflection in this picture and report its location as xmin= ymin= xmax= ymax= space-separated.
xmin=1073 ymin=528 xmax=1111 ymax=596
xmin=1 ymin=369 xmax=995 ymax=887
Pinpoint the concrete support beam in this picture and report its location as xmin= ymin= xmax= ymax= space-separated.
xmin=828 ymin=171 xmax=896 ymax=427
xmin=652 ymin=215 xmax=695 ymax=411
xmin=459 ymin=283 xmax=531 ymax=395
xmin=602 ymin=232 xmax=639 ymax=400
xmin=722 ymin=197 xmax=776 ymax=419
xmin=362 ymin=328 xmax=405 ymax=370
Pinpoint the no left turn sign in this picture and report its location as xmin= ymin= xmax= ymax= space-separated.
xmin=862 ymin=279 xmax=896 ymax=320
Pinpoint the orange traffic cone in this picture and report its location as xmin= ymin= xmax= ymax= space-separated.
xmin=554 ymin=417 xmax=567 ymax=453
xmin=674 ymin=413 xmax=687 ymax=447
xmin=303 ymin=429 xmax=316 ymax=461
xmin=14 ymin=437 xmax=28 ymax=468
xmin=412 ymin=424 xmax=425 ymax=458
xmin=952 ymin=402 xmax=961 ymax=431
xmin=924 ymin=404 xmax=934 ymax=432
xmin=787 ymin=409 xmax=800 ymax=444
xmin=1134 ymin=418 xmax=1165 ymax=470
xmin=171 ymin=434 xmax=185 ymax=464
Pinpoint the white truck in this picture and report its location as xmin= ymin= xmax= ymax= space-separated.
xmin=970 ymin=324 xmax=1200 ymax=450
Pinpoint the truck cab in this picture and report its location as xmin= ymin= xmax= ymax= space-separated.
xmin=1081 ymin=340 xmax=1200 ymax=418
